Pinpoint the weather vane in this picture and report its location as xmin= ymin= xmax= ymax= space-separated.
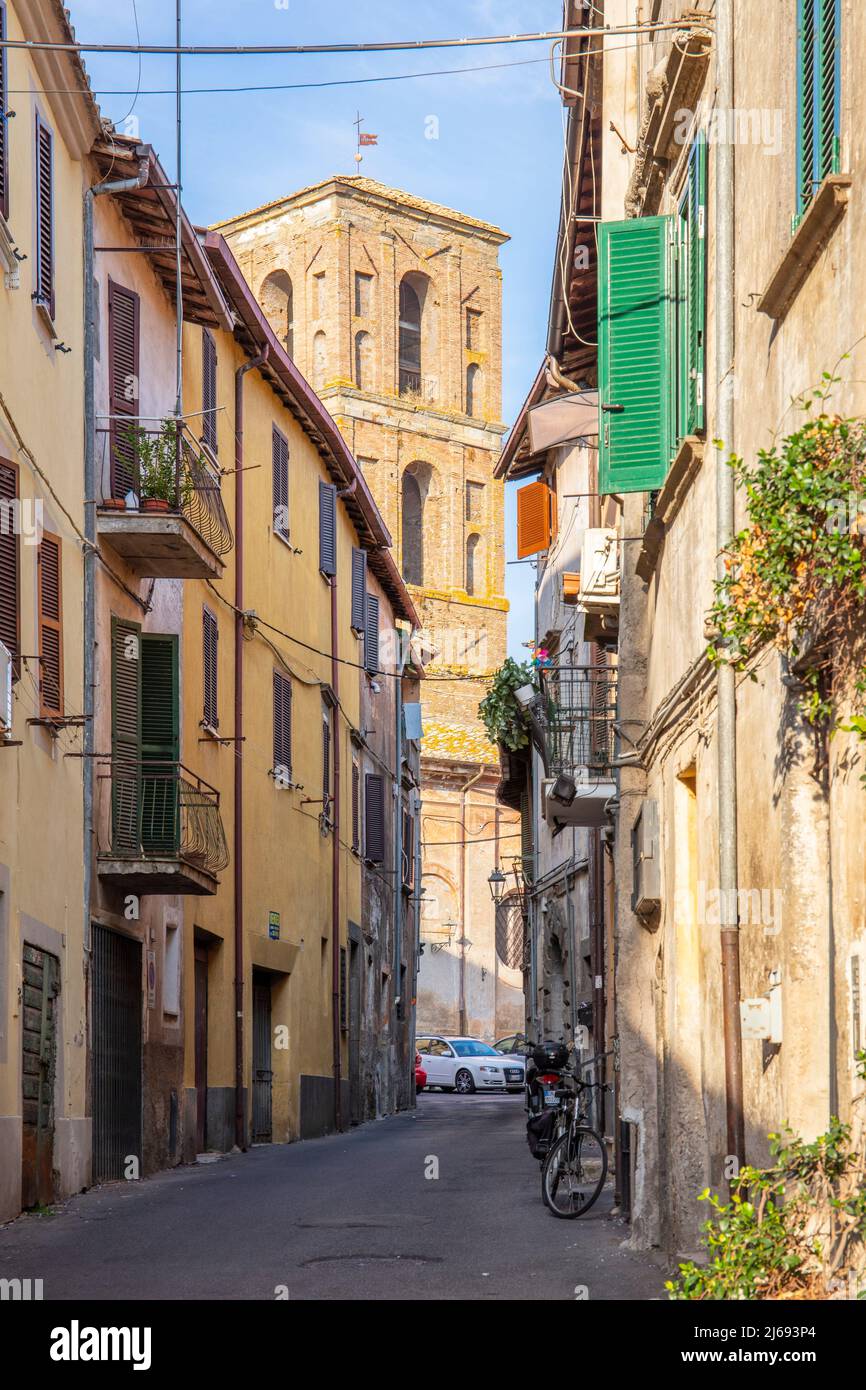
xmin=354 ymin=111 xmax=378 ymax=167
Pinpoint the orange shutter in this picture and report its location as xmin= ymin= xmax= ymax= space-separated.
xmin=516 ymin=480 xmax=554 ymax=558
xmin=38 ymin=531 xmax=63 ymax=717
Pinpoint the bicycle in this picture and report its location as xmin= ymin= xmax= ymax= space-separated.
xmin=541 ymin=1076 xmax=609 ymax=1219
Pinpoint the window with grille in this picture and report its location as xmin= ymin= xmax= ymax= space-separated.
xmin=495 ymin=895 xmax=524 ymax=971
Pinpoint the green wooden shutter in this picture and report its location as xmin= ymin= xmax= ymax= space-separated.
xmin=140 ymin=634 xmax=179 ymax=854
xmin=111 ymin=617 xmax=142 ymax=854
xmin=678 ymin=134 xmax=707 ymax=439
xmin=598 ymin=215 xmax=675 ymax=495
xmin=797 ymin=0 xmax=841 ymax=222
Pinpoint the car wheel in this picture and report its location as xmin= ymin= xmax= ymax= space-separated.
xmin=454 ymin=1068 xmax=476 ymax=1095
xmin=416 ymin=1084 xmax=424 ymax=1094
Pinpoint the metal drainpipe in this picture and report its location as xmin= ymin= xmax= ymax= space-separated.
xmin=330 ymin=476 xmax=357 ymax=1132
xmin=715 ymin=0 xmax=745 ymax=1169
xmin=329 ymin=574 xmax=343 ymax=1132
xmin=459 ymin=767 xmax=485 ymax=1035
xmin=233 ymin=347 xmax=268 ymax=1151
xmin=83 ymin=161 xmax=149 ymax=958
xmin=394 ymin=656 xmax=403 ymax=1094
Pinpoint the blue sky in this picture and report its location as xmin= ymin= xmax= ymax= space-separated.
xmin=67 ymin=0 xmax=563 ymax=654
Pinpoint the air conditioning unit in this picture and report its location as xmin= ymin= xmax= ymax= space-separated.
xmin=542 ymin=771 xmax=616 ymax=829
xmin=631 ymin=799 xmax=661 ymax=918
xmin=579 ymin=529 xmax=619 ymax=615
xmin=0 ymin=641 xmax=12 ymax=734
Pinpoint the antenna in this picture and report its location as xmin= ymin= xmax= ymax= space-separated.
xmin=354 ymin=110 xmax=363 ymax=167
xmin=174 ymin=0 xmax=183 ymax=420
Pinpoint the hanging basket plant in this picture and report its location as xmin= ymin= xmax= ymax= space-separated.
xmin=478 ymin=656 xmax=538 ymax=752
xmin=707 ymin=382 xmax=866 ymax=765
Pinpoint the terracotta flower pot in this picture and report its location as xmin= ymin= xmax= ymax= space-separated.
xmin=102 ymin=497 xmax=126 ymax=511
xmin=142 ymin=498 xmax=171 ymax=513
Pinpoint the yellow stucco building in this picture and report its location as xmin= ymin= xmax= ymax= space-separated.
xmin=0 ymin=0 xmax=101 ymax=1221
xmin=179 ymin=233 xmax=417 ymax=1147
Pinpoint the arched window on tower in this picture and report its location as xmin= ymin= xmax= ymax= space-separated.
xmin=259 ymin=270 xmax=294 ymax=358
xmin=354 ymin=331 xmax=374 ymax=392
xmin=465 ymin=532 xmax=481 ymax=596
xmin=399 ymin=279 xmax=422 ymax=395
xmin=466 ymin=362 xmax=482 ymax=417
xmin=402 ymin=469 xmax=425 ymax=586
xmin=312 ymin=331 xmax=327 ymax=390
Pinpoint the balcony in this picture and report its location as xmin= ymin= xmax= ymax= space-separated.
xmin=97 ymin=760 xmax=229 ymax=895
xmin=539 ymin=661 xmax=618 ymax=827
xmin=96 ymin=419 xmax=233 ymax=579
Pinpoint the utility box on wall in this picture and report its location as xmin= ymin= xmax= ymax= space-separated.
xmin=631 ymin=799 xmax=661 ymax=918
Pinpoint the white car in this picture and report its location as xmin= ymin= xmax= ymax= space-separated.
xmin=415 ymin=1035 xmax=526 ymax=1094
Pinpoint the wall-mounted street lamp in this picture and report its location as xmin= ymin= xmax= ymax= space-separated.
xmin=488 ymin=866 xmax=507 ymax=903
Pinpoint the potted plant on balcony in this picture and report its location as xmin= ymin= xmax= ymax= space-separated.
xmin=139 ymin=419 xmax=181 ymax=512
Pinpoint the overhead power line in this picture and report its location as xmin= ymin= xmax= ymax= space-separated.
xmin=9 ymin=53 xmax=551 ymax=97
xmin=0 ymin=19 xmax=711 ymax=57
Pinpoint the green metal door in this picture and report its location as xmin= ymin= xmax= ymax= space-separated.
xmin=21 ymin=945 xmax=59 ymax=1208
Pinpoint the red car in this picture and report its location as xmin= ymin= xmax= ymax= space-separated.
xmin=415 ymin=1051 xmax=427 ymax=1094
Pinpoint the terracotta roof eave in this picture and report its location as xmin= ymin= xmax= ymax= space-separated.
xmin=203 ymin=232 xmax=419 ymax=629
xmin=91 ymin=139 xmax=233 ymax=331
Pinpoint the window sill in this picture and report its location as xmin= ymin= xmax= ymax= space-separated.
xmin=757 ymin=174 xmax=852 ymax=321
xmin=635 ymin=435 xmax=704 ymax=583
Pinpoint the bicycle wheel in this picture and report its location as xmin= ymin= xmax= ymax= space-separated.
xmin=542 ymin=1126 xmax=607 ymax=1218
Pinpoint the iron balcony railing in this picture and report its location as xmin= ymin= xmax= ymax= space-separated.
xmin=97 ymin=418 xmax=234 ymax=558
xmin=539 ymin=661 xmax=618 ymax=777
xmin=102 ymin=759 xmax=229 ymax=876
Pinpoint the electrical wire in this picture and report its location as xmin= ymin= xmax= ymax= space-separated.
xmin=0 ymin=19 xmax=715 ymax=57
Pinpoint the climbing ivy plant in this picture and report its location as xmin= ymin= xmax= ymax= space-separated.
xmin=478 ymin=657 xmax=537 ymax=752
xmin=708 ymin=381 xmax=866 ymax=753
xmin=667 ymin=1055 xmax=866 ymax=1300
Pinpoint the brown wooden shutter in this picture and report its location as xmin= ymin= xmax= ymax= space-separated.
xmin=108 ymin=280 xmax=140 ymax=499
xmin=364 ymin=772 xmax=385 ymax=863
xmin=516 ymin=479 xmax=555 ymax=559
xmin=272 ymin=670 xmax=292 ymax=776
xmin=0 ymin=5 xmax=9 ymax=222
xmin=203 ymin=606 xmax=218 ymax=729
xmin=37 ymin=531 xmax=63 ymax=716
xmin=351 ymin=759 xmax=360 ymax=852
xmin=322 ymin=709 xmax=331 ymax=807
xmin=0 ymin=457 xmax=19 ymax=671
xmin=319 ymin=480 xmax=337 ymax=575
xmin=272 ymin=426 xmax=289 ymax=539
xmin=351 ymin=547 xmax=367 ymax=633
xmin=364 ymin=593 xmax=380 ymax=674
xmin=34 ymin=113 xmax=54 ymax=319
xmin=202 ymin=329 xmax=217 ymax=453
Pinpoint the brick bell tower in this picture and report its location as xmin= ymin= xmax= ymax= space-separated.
xmin=215 ymin=176 xmax=523 ymax=1039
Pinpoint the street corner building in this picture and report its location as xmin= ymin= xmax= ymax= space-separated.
xmin=215 ymin=176 xmax=524 ymax=1045
xmin=499 ymin=0 xmax=866 ymax=1259
xmin=0 ymin=0 xmax=424 ymax=1222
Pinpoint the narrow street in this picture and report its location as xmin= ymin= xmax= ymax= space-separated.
xmin=0 ymin=1096 xmax=662 ymax=1301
